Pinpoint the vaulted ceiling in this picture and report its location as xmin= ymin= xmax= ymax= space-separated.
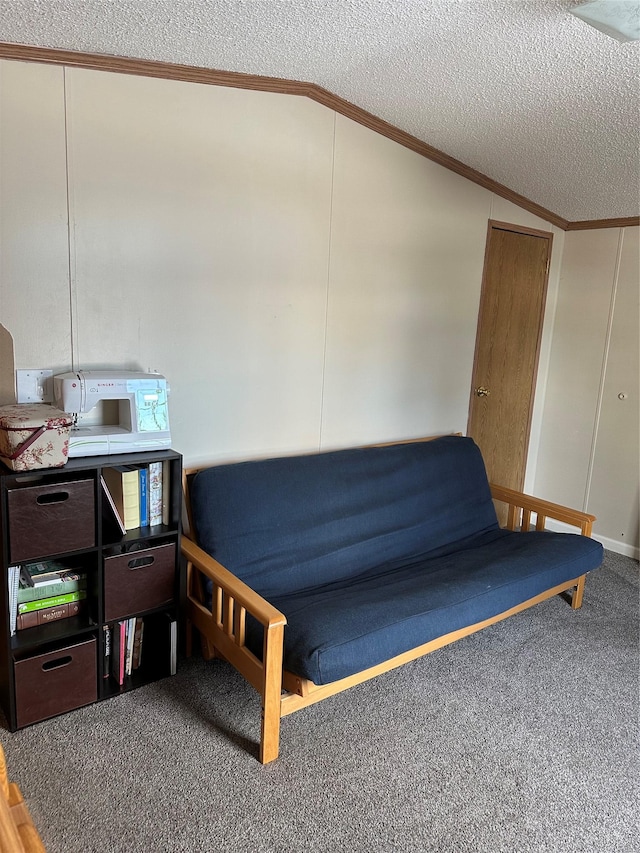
xmin=1 ymin=0 xmax=638 ymax=224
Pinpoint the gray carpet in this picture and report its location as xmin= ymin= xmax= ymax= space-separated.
xmin=1 ymin=551 xmax=638 ymax=853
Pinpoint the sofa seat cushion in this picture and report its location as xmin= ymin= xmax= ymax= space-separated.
xmin=190 ymin=436 xmax=500 ymax=600
xmin=264 ymin=530 xmax=603 ymax=685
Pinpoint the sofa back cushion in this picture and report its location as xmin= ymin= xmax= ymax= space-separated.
xmin=190 ymin=435 xmax=499 ymax=599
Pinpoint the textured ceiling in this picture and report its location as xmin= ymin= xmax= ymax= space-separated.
xmin=0 ymin=0 xmax=639 ymax=222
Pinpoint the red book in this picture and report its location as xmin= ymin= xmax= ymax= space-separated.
xmin=110 ymin=621 xmax=127 ymax=685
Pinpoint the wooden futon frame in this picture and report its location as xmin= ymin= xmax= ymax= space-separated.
xmin=181 ymin=439 xmax=596 ymax=764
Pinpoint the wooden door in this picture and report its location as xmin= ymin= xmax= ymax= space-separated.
xmin=467 ymin=221 xmax=552 ymax=505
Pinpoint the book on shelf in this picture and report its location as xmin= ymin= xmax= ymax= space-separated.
xmin=148 ymin=460 xmax=163 ymax=526
xmin=162 ymin=459 xmax=171 ymax=525
xmin=102 ymin=465 xmax=140 ymax=530
xmin=139 ymin=465 xmax=149 ymax=527
xmin=17 ymin=590 xmax=86 ymax=615
xmin=101 ymin=475 xmax=126 ymax=535
xmin=103 ymin=624 xmax=111 ymax=678
xmin=16 ymin=598 xmax=86 ymax=630
xmin=21 ymin=559 xmax=68 ymax=584
xmin=104 ymin=615 xmax=173 ymax=680
xmin=7 ymin=565 xmax=20 ymax=637
xmin=111 ymin=620 xmax=127 ymax=686
xmin=21 ymin=564 xmax=84 ymax=588
xmin=125 ymin=616 xmax=136 ymax=675
xmin=18 ymin=563 xmax=86 ymax=604
xmin=101 ymin=458 xmax=172 ymax=532
xmin=131 ymin=617 xmax=144 ymax=670
xmin=109 ymin=617 xmax=146 ymax=684
xmin=167 ymin=613 xmax=178 ymax=676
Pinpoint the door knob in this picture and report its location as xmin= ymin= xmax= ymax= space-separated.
xmin=475 ymin=387 xmax=490 ymax=397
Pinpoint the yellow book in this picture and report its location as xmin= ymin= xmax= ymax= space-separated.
xmin=102 ymin=465 xmax=140 ymax=530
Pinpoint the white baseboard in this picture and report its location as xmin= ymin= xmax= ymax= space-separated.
xmin=544 ymin=519 xmax=639 ymax=561
xmin=593 ymin=535 xmax=639 ymax=561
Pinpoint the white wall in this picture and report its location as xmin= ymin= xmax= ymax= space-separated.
xmin=1 ymin=58 xmax=635 ymax=555
xmin=65 ymin=68 xmax=335 ymax=462
xmin=321 ymin=115 xmax=491 ymax=448
xmin=0 ymin=60 xmax=70 ymax=369
xmin=534 ymin=227 xmax=639 ymax=556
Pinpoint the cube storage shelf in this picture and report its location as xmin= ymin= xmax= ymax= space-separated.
xmin=0 ymin=449 xmax=182 ymax=731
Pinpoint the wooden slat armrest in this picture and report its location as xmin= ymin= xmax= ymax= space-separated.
xmin=181 ymin=535 xmax=286 ymax=629
xmin=181 ymin=534 xmax=286 ymax=764
xmin=490 ymin=484 xmax=596 ymax=535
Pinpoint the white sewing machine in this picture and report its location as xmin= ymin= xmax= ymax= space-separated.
xmin=53 ymin=370 xmax=172 ymax=457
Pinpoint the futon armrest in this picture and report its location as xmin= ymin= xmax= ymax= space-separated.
xmin=181 ymin=534 xmax=286 ymax=764
xmin=181 ymin=535 xmax=286 ymax=629
xmin=490 ymin=484 xmax=595 ymax=536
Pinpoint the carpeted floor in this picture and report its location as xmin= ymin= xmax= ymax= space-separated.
xmin=1 ymin=550 xmax=638 ymax=853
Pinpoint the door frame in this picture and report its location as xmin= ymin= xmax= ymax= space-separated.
xmin=467 ymin=219 xmax=553 ymax=491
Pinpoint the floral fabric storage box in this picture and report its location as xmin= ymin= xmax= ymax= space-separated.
xmin=0 ymin=404 xmax=72 ymax=471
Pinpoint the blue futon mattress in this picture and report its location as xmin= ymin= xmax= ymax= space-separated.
xmin=258 ymin=529 xmax=603 ymax=684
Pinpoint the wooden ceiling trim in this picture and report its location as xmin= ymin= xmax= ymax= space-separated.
xmin=565 ymin=217 xmax=640 ymax=231
xmin=0 ymin=42 xmax=633 ymax=231
xmin=0 ymin=42 xmax=302 ymax=93
xmin=302 ymin=83 xmax=568 ymax=229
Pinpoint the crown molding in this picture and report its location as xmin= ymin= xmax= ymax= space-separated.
xmin=565 ymin=217 xmax=639 ymax=230
xmin=0 ymin=42 xmax=636 ymax=232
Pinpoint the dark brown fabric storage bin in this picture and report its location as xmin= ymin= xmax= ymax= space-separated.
xmin=14 ymin=638 xmax=97 ymax=727
xmin=8 ymin=478 xmax=95 ymax=562
xmin=104 ymin=542 xmax=176 ymax=622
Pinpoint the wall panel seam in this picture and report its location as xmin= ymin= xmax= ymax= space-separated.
xmin=583 ymin=228 xmax=625 ymax=514
xmin=318 ymin=111 xmax=337 ymax=452
xmin=62 ymin=66 xmax=77 ymax=370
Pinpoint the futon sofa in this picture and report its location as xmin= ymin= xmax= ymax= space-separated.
xmin=182 ymin=435 xmax=603 ymax=763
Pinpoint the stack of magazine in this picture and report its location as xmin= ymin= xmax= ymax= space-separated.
xmin=105 ymin=614 xmax=176 ymax=685
xmin=8 ymin=560 xmax=87 ymax=633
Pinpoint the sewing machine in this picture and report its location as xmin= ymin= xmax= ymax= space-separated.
xmin=53 ymin=370 xmax=172 ymax=457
